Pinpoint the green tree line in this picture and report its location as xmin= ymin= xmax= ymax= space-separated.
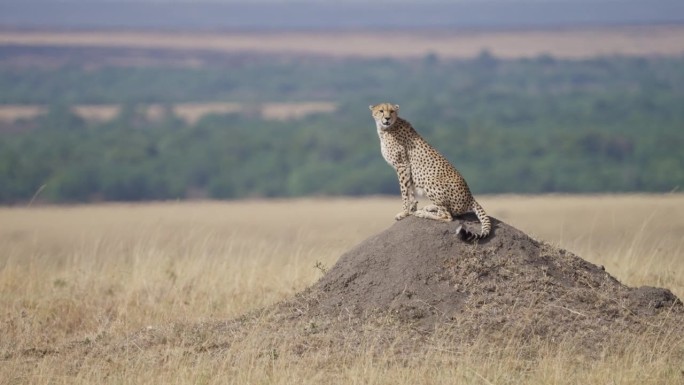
xmin=0 ymin=53 xmax=683 ymax=203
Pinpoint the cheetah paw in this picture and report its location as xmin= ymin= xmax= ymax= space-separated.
xmin=395 ymin=211 xmax=411 ymax=221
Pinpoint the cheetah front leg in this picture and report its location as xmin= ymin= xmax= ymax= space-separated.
xmin=394 ymin=164 xmax=417 ymax=220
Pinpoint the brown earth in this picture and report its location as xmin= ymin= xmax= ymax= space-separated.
xmin=306 ymin=215 xmax=683 ymax=344
xmin=14 ymin=214 xmax=684 ymax=371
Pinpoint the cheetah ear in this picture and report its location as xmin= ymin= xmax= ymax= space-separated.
xmin=394 ymin=104 xmax=399 ymax=111
xmin=368 ymin=105 xmax=375 ymax=111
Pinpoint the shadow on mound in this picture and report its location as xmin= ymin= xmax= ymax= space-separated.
xmin=294 ymin=214 xmax=681 ymax=343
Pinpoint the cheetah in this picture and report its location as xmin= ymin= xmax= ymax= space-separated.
xmin=369 ymin=102 xmax=491 ymax=241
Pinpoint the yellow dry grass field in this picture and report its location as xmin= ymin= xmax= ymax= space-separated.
xmin=1 ymin=195 xmax=683 ymax=384
xmin=2 ymin=25 xmax=684 ymax=59
xmin=0 ymin=102 xmax=337 ymax=124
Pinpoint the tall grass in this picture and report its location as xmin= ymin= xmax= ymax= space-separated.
xmin=1 ymin=195 xmax=683 ymax=384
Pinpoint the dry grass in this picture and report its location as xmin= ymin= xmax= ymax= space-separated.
xmin=2 ymin=26 xmax=684 ymax=58
xmin=1 ymin=195 xmax=683 ymax=384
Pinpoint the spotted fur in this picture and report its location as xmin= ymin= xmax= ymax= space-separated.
xmin=369 ymin=102 xmax=491 ymax=241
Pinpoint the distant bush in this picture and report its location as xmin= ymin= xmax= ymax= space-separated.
xmin=1 ymin=55 xmax=682 ymax=203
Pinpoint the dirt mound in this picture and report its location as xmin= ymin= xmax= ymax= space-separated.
xmin=288 ymin=214 xmax=683 ymax=346
xmin=30 ymin=214 xmax=684 ymax=368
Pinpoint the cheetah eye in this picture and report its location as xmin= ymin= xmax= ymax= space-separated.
xmin=379 ymin=110 xmax=384 ymax=113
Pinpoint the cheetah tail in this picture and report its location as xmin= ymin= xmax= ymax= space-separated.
xmin=456 ymin=200 xmax=491 ymax=242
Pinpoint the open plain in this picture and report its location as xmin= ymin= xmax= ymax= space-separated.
xmin=3 ymin=25 xmax=684 ymax=59
xmin=1 ymin=195 xmax=683 ymax=384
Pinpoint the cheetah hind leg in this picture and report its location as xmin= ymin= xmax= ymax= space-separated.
xmin=421 ymin=204 xmax=439 ymax=213
xmin=414 ymin=205 xmax=452 ymax=222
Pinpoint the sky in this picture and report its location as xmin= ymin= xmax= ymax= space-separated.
xmin=1 ymin=0 xmax=683 ymax=30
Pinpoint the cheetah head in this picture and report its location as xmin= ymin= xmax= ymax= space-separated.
xmin=369 ymin=103 xmax=399 ymax=130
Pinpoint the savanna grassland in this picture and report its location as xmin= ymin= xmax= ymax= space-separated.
xmin=3 ymin=25 xmax=684 ymax=59
xmin=1 ymin=195 xmax=683 ymax=384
